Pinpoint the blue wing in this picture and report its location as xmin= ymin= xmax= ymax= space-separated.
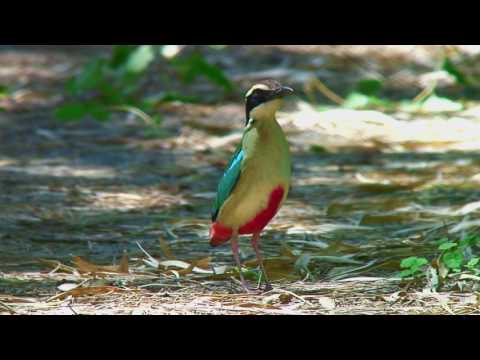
xmin=211 ymin=144 xmax=244 ymax=222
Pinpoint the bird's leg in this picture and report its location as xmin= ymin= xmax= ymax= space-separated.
xmin=231 ymin=232 xmax=249 ymax=292
xmin=251 ymin=232 xmax=272 ymax=291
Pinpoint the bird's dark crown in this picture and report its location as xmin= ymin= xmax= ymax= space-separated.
xmin=245 ymin=80 xmax=293 ymax=124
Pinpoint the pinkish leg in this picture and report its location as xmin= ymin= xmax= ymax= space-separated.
xmin=231 ymin=233 xmax=249 ymax=292
xmin=251 ymin=232 xmax=272 ymax=291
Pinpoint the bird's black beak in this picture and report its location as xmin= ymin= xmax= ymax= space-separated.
xmin=274 ymin=86 xmax=294 ymax=99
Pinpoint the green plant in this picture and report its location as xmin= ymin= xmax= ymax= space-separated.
xmin=399 ymin=256 xmax=429 ymax=278
xmin=56 ymin=45 xmax=159 ymax=123
xmin=341 ymin=72 xmax=466 ymax=114
xmin=437 ymin=235 xmax=480 ymax=274
xmin=0 ymin=84 xmax=9 ymax=99
xmin=171 ymin=53 xmax=234 ymax=92
xmin=442 ymin=57 xmax=470 ymax=87
xmin=399 ymin=233 xmax=480 ymax=283
xmin=342 ymin=78 xmax=393 ymax=110
xmin=55 ymin=45 xmax=234 ymax=125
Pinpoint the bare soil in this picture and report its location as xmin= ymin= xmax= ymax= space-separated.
xmin=1 ymin=45 xmax=480 ymax=315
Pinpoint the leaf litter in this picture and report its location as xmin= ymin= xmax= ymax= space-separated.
xmin=2 ymin=46 xmax=480 ymax=314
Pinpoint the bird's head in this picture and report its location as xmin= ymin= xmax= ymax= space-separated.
xmin=245 ymin=80 xmax=294 ymax=125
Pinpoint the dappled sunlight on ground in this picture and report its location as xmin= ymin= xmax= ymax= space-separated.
xmin=2 ymin=45 xmax=480 ymax=314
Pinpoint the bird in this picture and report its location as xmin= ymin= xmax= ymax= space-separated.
xmin=210 ymin=80 xmax=293 ymax=292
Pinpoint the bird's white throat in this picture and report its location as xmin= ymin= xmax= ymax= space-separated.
xmin=250 ymin=99 xmax=282 ymax=121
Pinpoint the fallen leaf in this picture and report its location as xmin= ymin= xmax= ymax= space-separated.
xmin=57 ymin=283 xmax=79 ymax=292
xmin=118 ymin=253 xmax=129 ymax=273
xmin=459 ymin=273 xmax=480 ymax=281
xmin=48 ymin=286 xmax=122 ymax=302
xmin=73 ymin=255 xmax=129 ymax=275
xmin=455 ymin=201 xmax=480 ymax=216
xmin=159 ymin=260 xmax=191 ymax=270
xmin=193 ymin=257 xmax=212 ymax=270
xmin=236 ymin=302 xmax=279 ymax=310
xmin=159 ymin=238 xmax=175 ymax=260
xmin=38 ymin=259 xmax=77 ymax=274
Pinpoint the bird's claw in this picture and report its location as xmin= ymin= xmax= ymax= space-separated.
xmin=236 ymin=280 xmax=273 ymax=294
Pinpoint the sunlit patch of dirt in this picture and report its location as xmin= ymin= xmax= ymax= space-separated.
xmin=2 ymin=45 xmax=480 ymax=314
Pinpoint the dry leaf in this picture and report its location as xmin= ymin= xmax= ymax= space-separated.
xmin=118 ymin=253 xmax=129 ymax=273
xmin=159 ymin=260 xmax=191 ymax=270
xmin=57 ymin=283 xmax=79 ymax=292
xmin=237 ymin=302 xmax=279 ymax=309
xmin=176 ymin=266 xmax=194 ymax=276
xmin=193 ymin=257 xmax=212 ymax=270
xmin=38 ymin=259 xmax=77 ymax=274
xmin=49 ymin=286 xmax=122 ymax=302
xmin=159 ymin=238 xmax=175 ymax=260
xmin=459 ymin=274 xmax=480 ymax=281
xmin=73 ymin=255 xmax=129 ymax=275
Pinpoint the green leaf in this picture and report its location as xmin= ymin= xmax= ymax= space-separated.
xmin=310 ymin=145 xmax=328 ymax=154
xmin=124 ymin=45 xmax=155 ymax=74
xmin=343 ymin=93 xmax=370 ymax=109
xmin=460 ymin=234 xmax=480 ymax=247
xmin=151 ymin=115 xmax=163 ymax=125
xmin=241 ymin=268 xmax=262 ymax=282
xmin=68 ymin=59 xmax=105 ymax=95
xmin=399 ymin=269 xmax=414 ymax=278
xmin=400 ymin=257 xmax=428 ymax=269
xmin=438 ymin=242 xmax=458 ymax=251
xmin=356 ymin=79 xmax=383 ymax=96
xmin=55 ymin=103 xmax=89 ymax=121
xmin=97 ymin=83 xmax=125 ymax=105
xmin=110 ymin=45 xmax=138 ymax=69
xmin=442 ymin=58 xmax=469 ymax=86
xmin=0 ymin=84 xmax=9 ymax=99
xmin=442 ymin=251 xmax=463 ymax=270
xmin=173 ymin=53 xmax=234 ymax=92
xmin=466 ymin=258 xmax=480 ymax=269
xmin=87 ymin=103 xmax=112 ymax=122
xmin=436 ymin=237 xmax=450 ymax=245
xmin=343 ymin=92 xmax=390 ymax=110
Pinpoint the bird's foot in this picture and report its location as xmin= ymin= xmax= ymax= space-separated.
xmin=263 ymin=282 xmax=274 ymax=292
xmin=240 ymin=279 xmax=252 ymax=293
xmin=232 ymin=278 xmax=271 ymax=294
xmin=255 ymin=270 xmax=273 ymax=292
xmin=255 ymin=282 xmax=273 ymax=293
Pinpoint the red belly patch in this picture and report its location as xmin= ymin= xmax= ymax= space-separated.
xmin=210 ymin=186 xmax=285 ymax=247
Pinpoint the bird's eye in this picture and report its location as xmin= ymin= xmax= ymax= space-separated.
xmin=251 ymin=90 xmax=264 ymax=101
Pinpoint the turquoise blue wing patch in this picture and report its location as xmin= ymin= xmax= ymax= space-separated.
xmin=211 ymin=145 xmax=244 ymax=222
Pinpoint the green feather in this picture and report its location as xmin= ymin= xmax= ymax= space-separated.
xmin=211 ymin=142 xmax=244 ymax=222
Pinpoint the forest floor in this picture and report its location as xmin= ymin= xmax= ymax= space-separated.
xmin=1 ymin=45 xmax=480 ymax=315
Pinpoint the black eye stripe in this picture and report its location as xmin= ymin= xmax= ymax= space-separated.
xmin=245 ymin=90 xmax=271 ymax=125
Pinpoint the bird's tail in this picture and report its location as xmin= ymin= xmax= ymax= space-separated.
xmin=209 ymin=222 xmax=233 ymax=247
